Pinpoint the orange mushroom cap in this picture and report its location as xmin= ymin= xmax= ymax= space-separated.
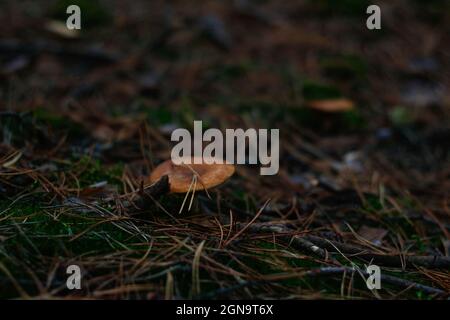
xmin=305 ymin=98 xmax=354 ymax=112
xmin=149 ymin=157 xmax=235 ymax=193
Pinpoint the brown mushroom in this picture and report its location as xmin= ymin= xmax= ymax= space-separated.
xmin=305 ymin=98 xmax=354 ymax=112
xmin=149 ymin=157 xmax=235 ymax=193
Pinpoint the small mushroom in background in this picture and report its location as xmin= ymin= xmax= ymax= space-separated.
xmin=149 ymin=157 xmax=235 ymax=212
xmin=305 ymin=98 xmax=354 ymax=112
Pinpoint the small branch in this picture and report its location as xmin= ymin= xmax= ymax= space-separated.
xmin=223 ymin=199 xmax=270 ymax=247
xmin=305 ymin=235 xmax=450 ymax=269
xmin=228 ymin=222 xmax=450 ymax=269
xmin=220 ymin=219 xmax=333 ymax=261
xmin=305 ymin=267 xmax=446 ymax=296
xmin=252 ymin=224 xmax=330 ymax=260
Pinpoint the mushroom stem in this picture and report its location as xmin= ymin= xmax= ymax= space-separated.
xmin=133 ymin=175 xmax=170 ymax=209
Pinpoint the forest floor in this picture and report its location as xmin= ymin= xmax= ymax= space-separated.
xmin=0 ymin=0 xmax=449 ymax=299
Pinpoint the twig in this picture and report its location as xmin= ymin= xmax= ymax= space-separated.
xmin=305 ymin=267 xmax=447 ymax=296
xmin=223 ymin=199 xmax=271 ymax=247
xmin=305 ymin=235 xmax=450 ymax=269
xmin=250 ymin=224 xmax=330 ymax=260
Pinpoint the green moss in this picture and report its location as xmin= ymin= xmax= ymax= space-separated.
xmin=302 ymin=80 xmax=342 ymax=100
xmin=364 ymin=194 xmax=384 ymax=212
xmin=389 ymin=106 xmax=414 ymax=126
xmin=340 ymin=109 xmax=367 ymax=130
xmin=72 ymin=155 xmax=123 ymax=188
xmin=33 ymin=108 xmax=64 ymax=126
xmin=33 ymin=107 xmax=85 ymax=135
xmin=0 ymin=200 xmax=145 ymax=258
xmin=146 ymin=107 xmax=174 ymax=125
xmin=320 ymin=54 xmax=368 ymax=80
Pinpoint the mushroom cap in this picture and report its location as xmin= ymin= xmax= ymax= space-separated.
xmin=305 ymin=98 xmax=354 ymax=112
xmin=149 ymin=157 xmax=235 ymax=193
